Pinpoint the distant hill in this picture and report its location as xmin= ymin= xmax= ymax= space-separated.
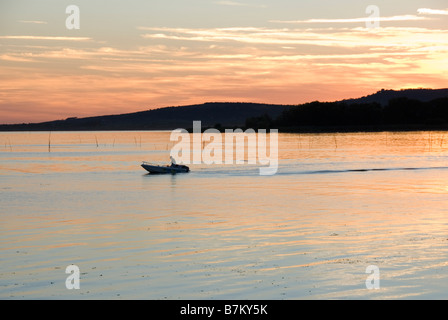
xmin=1 ymin=88 xmax=447 ymax=131
xmin=341 ymin=88 xmax=448 ymax=106
xmin=0 ymin=102 xmax=288 ymax=131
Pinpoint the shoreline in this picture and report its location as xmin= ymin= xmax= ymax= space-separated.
xmin=1 ymin=123 xmax=448 ymax=133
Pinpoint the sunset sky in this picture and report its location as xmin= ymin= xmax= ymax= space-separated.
xmin=1 ymin=0 xmax=447 ymax=124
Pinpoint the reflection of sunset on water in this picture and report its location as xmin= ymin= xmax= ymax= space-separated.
xmin=1 ymin=130 xmax=448 ymax=299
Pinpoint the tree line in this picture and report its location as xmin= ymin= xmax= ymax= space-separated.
xmin=245 ymin=97 xmax=448 ymax=131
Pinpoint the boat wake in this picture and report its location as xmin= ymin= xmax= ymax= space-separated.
xmin=160 ymin=164 xmax=448 ymax=177
xmin=191 ymin=165 xmax=448 ymax=177
xmin=290 ymin=166 xmax=448 ymax=176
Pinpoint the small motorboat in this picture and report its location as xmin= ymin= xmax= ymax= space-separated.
xmin=141 ymin=157 xmax=190 ymax=174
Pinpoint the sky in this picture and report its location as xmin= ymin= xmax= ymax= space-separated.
xmin=0 ymin=0 xmax=447 ymax=124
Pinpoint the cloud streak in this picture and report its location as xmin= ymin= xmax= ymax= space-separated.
xmin=17 ymin=20 xmax=48 ymax=24
xmin=270 ymin=15 xmax=428 ymax=24
xmin=139 ymin=26 xmax=448 ymax=50
xmin=417 ymin=8 xmax=448 ymax=15
xmin=0 ymin=36 xmax=92 ymax=41
xmin=215 ymin=1 xmax=267 ymax=8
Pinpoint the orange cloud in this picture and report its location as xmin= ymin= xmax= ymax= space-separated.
xmin=1 ymin=24 xmax=447 ymax=124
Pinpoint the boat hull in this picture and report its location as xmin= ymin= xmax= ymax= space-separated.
xmin=141 ymin=163 xmax=189 ymax=174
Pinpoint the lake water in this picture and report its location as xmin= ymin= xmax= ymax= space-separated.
xmin=1 ymin=130 xmax=448 ymax=300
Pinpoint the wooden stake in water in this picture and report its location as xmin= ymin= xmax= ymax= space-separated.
xmin=48 ymin=132 xmax=52 ymax=152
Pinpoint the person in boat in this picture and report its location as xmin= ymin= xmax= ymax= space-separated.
xmin=170 ymin=156 xmax=178 ymax=167
xmin=170 ymin=156 xmax=190 ymax=171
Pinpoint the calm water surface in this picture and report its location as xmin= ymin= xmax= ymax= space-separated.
xmin=1 ymin=131 xmax=448 ymax=299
